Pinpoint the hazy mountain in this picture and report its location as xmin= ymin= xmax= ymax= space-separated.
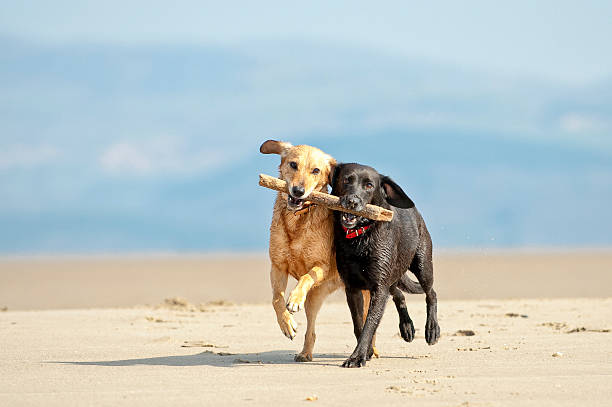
xmin=1 ymin=38 xmax=610 ymax=252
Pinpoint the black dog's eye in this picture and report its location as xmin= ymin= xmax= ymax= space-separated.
xmin=312 ymin=168 xmax=320 ymax=175
xmin=289 ymin=161 xmax=298 ymax=170
xmin=343 ymin=177 xmax=350 ymax=184
xmin=365 ymin=182 xmax=374 ymax=190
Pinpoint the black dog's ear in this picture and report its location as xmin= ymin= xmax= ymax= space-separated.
xmin=330 ymin=163 xmax=343 ymax=195
xmin=380 ymin=176 xmax=414 ymax=209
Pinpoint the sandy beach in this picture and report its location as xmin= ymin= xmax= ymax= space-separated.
xmin=1 ymin=252 xmax=611 ymax=406
xmin=2 ymin=250 xmax=611 ymax=310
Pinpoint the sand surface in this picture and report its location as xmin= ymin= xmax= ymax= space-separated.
xmin=1 ymin=252 xmax=611 ymax=406
xmin=1 ymin=298 xmax=611 ymax=406
xmin=1 ymin=251 xmax=611 ymax=310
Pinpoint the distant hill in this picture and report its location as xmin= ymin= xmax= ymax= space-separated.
xmin=1 ymin=38 xmax=610 ymax=252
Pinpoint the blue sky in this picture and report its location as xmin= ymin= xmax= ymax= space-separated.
xmin=2 ymin=1 xmax=612 ymax=83
xmin=0 ymin=2 xmax=611 ymax=253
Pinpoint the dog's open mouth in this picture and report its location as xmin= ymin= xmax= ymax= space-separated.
xmin=341 ymin=212 xmax=359 ymax=229
xmin=287 ymin=195 xmax=305 ymax=211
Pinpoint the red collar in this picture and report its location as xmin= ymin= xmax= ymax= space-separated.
xmin=342 ymin=225 xmax=371 ymax=239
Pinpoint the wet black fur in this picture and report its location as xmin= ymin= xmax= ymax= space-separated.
xmin=332 ymin=163 xmax=440 ymax=368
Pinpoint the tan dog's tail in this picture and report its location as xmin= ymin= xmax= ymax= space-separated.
xmin=398 ymin=274 xmax=424 ymax=294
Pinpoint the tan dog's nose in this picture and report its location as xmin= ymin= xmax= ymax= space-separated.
xmin=291 ymin=185 xmax=305 ymax=198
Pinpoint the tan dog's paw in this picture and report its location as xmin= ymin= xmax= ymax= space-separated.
xmin=277 ymin=311 xmax=298 ymax=340
xmin=294 ymin=352 xmax=312 ymax=362
xmin=286 ymin=288 xmax=306 ymax=313
xmin=372 ymin=346 xmax=380 ymax=358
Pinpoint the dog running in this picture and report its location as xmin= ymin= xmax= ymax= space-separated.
xmin=260 ymin=140 xmax=378 ymax=361
xmin=331 ymin=163 xmax=440 ymax=368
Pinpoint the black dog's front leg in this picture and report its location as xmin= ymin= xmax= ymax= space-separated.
xmin=345 ymin=288 xmax=378 ymax=361
xmin=342 ymin=287 xmax=389 ymax=368
xmin=345 ymin=287 xmax=364 ymax=341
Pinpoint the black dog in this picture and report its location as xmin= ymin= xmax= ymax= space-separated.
xmin=332 ymin=163 xmax=440 ymax=368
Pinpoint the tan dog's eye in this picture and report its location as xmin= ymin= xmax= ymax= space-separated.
xmin=365 ymin=182 xmax=374 ymax=190
xmin=312 ymin=168 xmax=320 ymax=175
xmin=289 ymin=161 xmax=298 ymax=170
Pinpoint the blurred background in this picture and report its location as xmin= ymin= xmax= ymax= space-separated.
xmin=1 ymin=1 xmax=611 ymax=254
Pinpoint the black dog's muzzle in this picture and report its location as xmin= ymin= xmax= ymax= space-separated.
xmin=340 ymin=195 xmax=364 ymax=212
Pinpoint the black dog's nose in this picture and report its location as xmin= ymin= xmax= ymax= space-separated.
xmin=346 ymin=196 xmax=360 ymax=210
xmin=291 ymin=185 xmax=305 ymax=198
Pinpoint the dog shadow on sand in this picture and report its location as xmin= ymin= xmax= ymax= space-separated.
xmin=50 ymin=350 xmax=351 ymax=368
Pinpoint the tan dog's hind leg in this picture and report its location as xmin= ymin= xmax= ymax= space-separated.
xmin=271 ymin=265 xmax=297 ymax=340
xmin=362 ymin=290 xmax=380 ymax=358
xmin=286 ymin=266 xmax=325 ymax=313
xmin=295 ymin=278 xmax=341 ymax=362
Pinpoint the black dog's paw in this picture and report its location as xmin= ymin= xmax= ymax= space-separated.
xmin=425 ymin=317 xmax=440 ymax=345
xmin=399 ymin=318 xmax=415 ymax=342
xmin=341 ymin=353 xmax=367 ymax=368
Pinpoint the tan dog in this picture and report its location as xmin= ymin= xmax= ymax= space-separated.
xmin=260 ymin=140 xmax=376 ymax=362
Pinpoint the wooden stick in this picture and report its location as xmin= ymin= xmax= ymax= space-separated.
xmin=259 ymin=173 xmax=394 ymax=222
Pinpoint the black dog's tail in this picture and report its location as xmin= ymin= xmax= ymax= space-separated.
xmin=398 ymin=274 xmax=424 ymax=294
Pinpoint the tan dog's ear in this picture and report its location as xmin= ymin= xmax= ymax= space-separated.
xmin=327 ymin=157 xmax=337 ymax=186
xmin=259 ymin=140 xmax=292 ymax=156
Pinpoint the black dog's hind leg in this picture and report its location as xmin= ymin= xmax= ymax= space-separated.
xmin=410 ymin=241 xmax=440 ymax=345
xmin=342 ymin=287 xmax=389 ymax=368
xmin=398 ymin=273 xmax=424 ymax=294
xmin=390 ymin=284 xmax=415 ymax=342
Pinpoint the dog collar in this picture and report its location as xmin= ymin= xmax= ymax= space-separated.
xmin=343 ymin=225 xmax=371 ymax=239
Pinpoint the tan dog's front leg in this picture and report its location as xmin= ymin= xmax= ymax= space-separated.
xmin=287 ymin=266 xmax=325 ymax=313
xmin=271 ymin=265 xmax=297 ymax=340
